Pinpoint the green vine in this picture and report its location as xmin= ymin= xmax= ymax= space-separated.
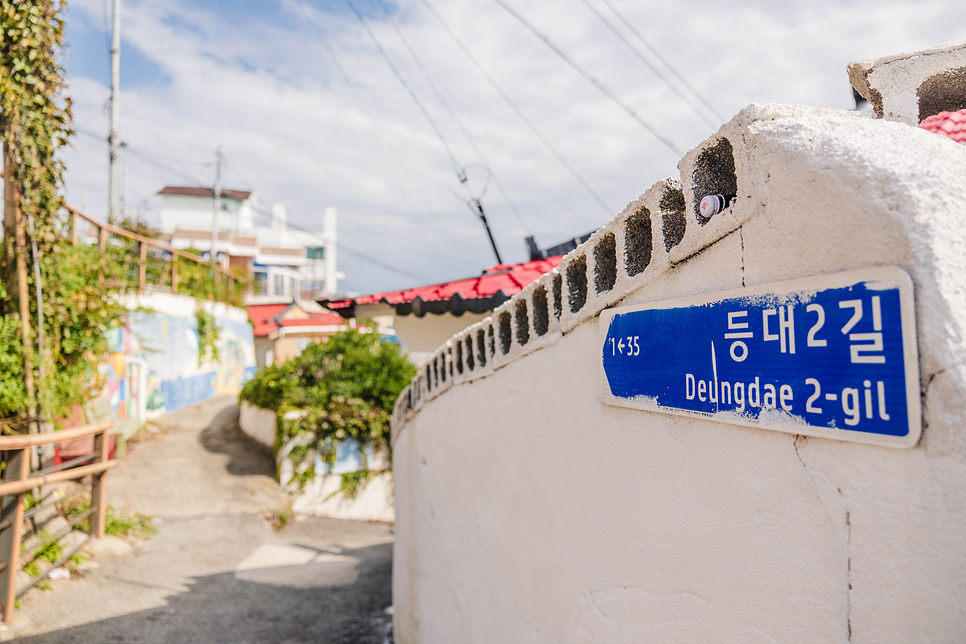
xmin=1 ymin=2 xmax=136 ymax=426
xmin=194 ymin=305 xmax=219 ymax=365
xmin=333 ymin=469 xmax=376 ymax=501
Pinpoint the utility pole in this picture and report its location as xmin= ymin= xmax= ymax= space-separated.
xmin=210 ymin=145 xmax=222 ymax=277
xmin=471 ymin=198 xmax=503 ymax=265
xmin=120 ymin=163 xmax=127 ymax=221
xmin=107 ymin=0 xmax=121 ymax=224
xmin=459 ymin=166 xmax=503 ymax=265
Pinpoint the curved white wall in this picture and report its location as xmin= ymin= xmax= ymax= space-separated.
xmin=391 ymin=104 xmax=966 ymax=643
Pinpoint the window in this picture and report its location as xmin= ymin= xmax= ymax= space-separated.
xmin=306 ymin=246 xmax=325 ymax=260
xmin=273 ymin=274 xmax=284 ymax=295
xmin=253 ymin=272 xmax=267 ymax=295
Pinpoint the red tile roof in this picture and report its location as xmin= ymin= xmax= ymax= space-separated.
xmin=159 ymin=186 xmax=253 ymax=201
xmin=247 ymin=303 xmax=343 ymax=336
xmin=920 ymin=109 xmax=966 ymax=143
xmin=328 ymin=256 xmax=563 ymax=310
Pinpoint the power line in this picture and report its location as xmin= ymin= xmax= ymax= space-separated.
xmin=420 ymin=0 xmax=614 ymax=219
xmin=294 ymin=3 xmax=473 ymax=262
xmin=372 ymin=0 xmax=532 ymax=235
xmin=575 ymin=0 xmax=721 ymax=128
xmin=75 ymin=127 xmax=456 ymax=283
xmin=598 ymin=0 xmax=725 ymax=123
xmin=488 ymin=0 xmax=684 ymax=157
xmin=343 ymin=0 xmax=463 ymax=174
xmin=344 ymin=0 xmax=507 ymax=264
xmin=250 ymin=206 xmax=436 ymax=283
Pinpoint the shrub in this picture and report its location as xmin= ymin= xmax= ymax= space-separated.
xmin=240 ymin=328 xmax=416 ymax=490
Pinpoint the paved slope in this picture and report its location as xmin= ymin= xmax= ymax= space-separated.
xmin=6 ymin=397 xmax=394 ymax=643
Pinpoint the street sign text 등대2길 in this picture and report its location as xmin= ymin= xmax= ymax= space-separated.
xmin=599 ymin=267 xmax=920 ymax=448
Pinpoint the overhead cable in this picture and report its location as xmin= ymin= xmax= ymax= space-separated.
xmin=342 ymin=0 xmax=463 ymax=175
xmin=575 ymin=0 xmax=720 ymax=128
xmin=488 ymin=0 xmax=684 ymax=156
xmin=294 ymin=3 xmax=473 ymax=260
xmin=598 ymin=0 xmax=725 ymax=122
xmin=250 ymin=206 xmax=438 ymax=283
xmin=420 ymin=0 xmax=614 ymax=218
xmin=73 ymin=128 xmax=441 ymax=283
xmin=372 ymin=0 xmax=532 ymax=235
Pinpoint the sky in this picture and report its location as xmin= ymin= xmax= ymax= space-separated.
xmin=60 ymin=0 xmax=965 ymax=294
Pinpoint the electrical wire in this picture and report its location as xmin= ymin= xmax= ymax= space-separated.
xmin=372 ymin=0 xmax=532 ymax=235
xmin=294 ymin=3 xmax=473 ymax=260
xmin=343 ymin=0 xmax=463 ymax=175
xmin=598 ymin=0 xmax=725 ymax=123
xmin=250 ymin=206 xmax=437 ymax=283
xmin=575 ymin=0 xmax=720 ymax=128
xmin=74 ymin=127 xmax=457 ymax=283
xmin=419 ymin=0 xmax=614 ymax=218
xmin=488 ymin=0 xmax=684 ymax=156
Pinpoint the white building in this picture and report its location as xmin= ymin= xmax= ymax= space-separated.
xmin=157 ymin=186 xmax=342 ymax=302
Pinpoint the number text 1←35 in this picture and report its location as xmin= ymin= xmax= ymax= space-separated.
xmin=599 ymin=267 xmax=920 ymax=448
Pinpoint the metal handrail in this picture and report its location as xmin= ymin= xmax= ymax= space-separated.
xmin=0 ymin=421 xmax=112 ymax=450
xmin=64 ymin=204 xmax=241 ymax=298
xmin=0 ymin=422 xmax=115 ymax=623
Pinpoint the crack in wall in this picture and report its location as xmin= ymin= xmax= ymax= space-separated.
xmin=738 ymin=225 xmax=746 ymax=287
xmin=793 ymin=436 xmax=852 ymax=642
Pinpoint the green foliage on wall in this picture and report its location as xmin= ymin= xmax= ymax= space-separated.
xmin=194 ymin=305 xmax=220 ymax=365
xmin=240 ymin=329 xmax=416 ymax=493
xmin=0 ymin=0 xmax=71 ymax=249
xmin=0 ymin=2 xmax=143 ymax=425
xmin=0 ymin=283 xmax=27 ymax=418
xmin=38 ymin=243 xmax=131 ymax=416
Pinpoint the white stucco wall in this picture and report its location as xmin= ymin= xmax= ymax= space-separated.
xmin=289 ymin=472 xmax=394 ymax=522
xmin=391 ymin=104 xmax=966 ymax=643
xmin=241 ymin=400 xmax=395 ymax=522
xmin=239 ymin=400 xmax=276 ymax=449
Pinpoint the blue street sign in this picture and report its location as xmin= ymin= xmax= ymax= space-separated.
xmin=600 ymin=267 xmax=921 ymax=448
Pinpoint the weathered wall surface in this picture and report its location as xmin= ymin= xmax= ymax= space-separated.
xmin=105 ymin=293 xmax=256 ymax=423
xmin=391 ymin=103 xmax=966 ymax=643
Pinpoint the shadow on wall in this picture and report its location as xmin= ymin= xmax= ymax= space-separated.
xmin=14 ymin=542 xmax=393 ymax=644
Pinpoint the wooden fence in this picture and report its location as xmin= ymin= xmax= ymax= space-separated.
xmin=0 ymin=422 xmax=116 ymax=622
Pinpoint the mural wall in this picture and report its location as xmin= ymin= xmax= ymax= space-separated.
xmin=105 ymin=293 xmax=256 ymax=423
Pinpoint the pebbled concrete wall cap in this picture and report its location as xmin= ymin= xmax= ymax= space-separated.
xmin=848 ymin=41 xmax=966 ymax=124
xmin=673 ymin=103 xmax=869 ymax=265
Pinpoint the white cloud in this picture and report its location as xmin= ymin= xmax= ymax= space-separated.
xmin=60 ymin=0 xmax=966 ymax=293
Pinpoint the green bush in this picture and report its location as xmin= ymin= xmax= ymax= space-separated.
xmin=239 ymin=362 xmax=293 ymax=410
xmin=240 ymin=328 xmax=416 ymax=472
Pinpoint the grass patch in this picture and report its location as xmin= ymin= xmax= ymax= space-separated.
xmin=35 ymin=539 xmax=63 ymax=564
xmin=66 ymin=552 xmax=88 ymax=573
xmin=104 ymin=508 xmax=156 ymax=539
xmin=269 ymin=507 xmax=291 ymax=532
xmin=61 ymin=497 xmax=156 ymax=539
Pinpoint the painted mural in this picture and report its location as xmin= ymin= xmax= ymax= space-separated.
xmin=104 ymin=296 xmax=256 ymax=422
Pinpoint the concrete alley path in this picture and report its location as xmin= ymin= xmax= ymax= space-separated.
xmin=6 ymin=396 xmax=394 ymax=643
